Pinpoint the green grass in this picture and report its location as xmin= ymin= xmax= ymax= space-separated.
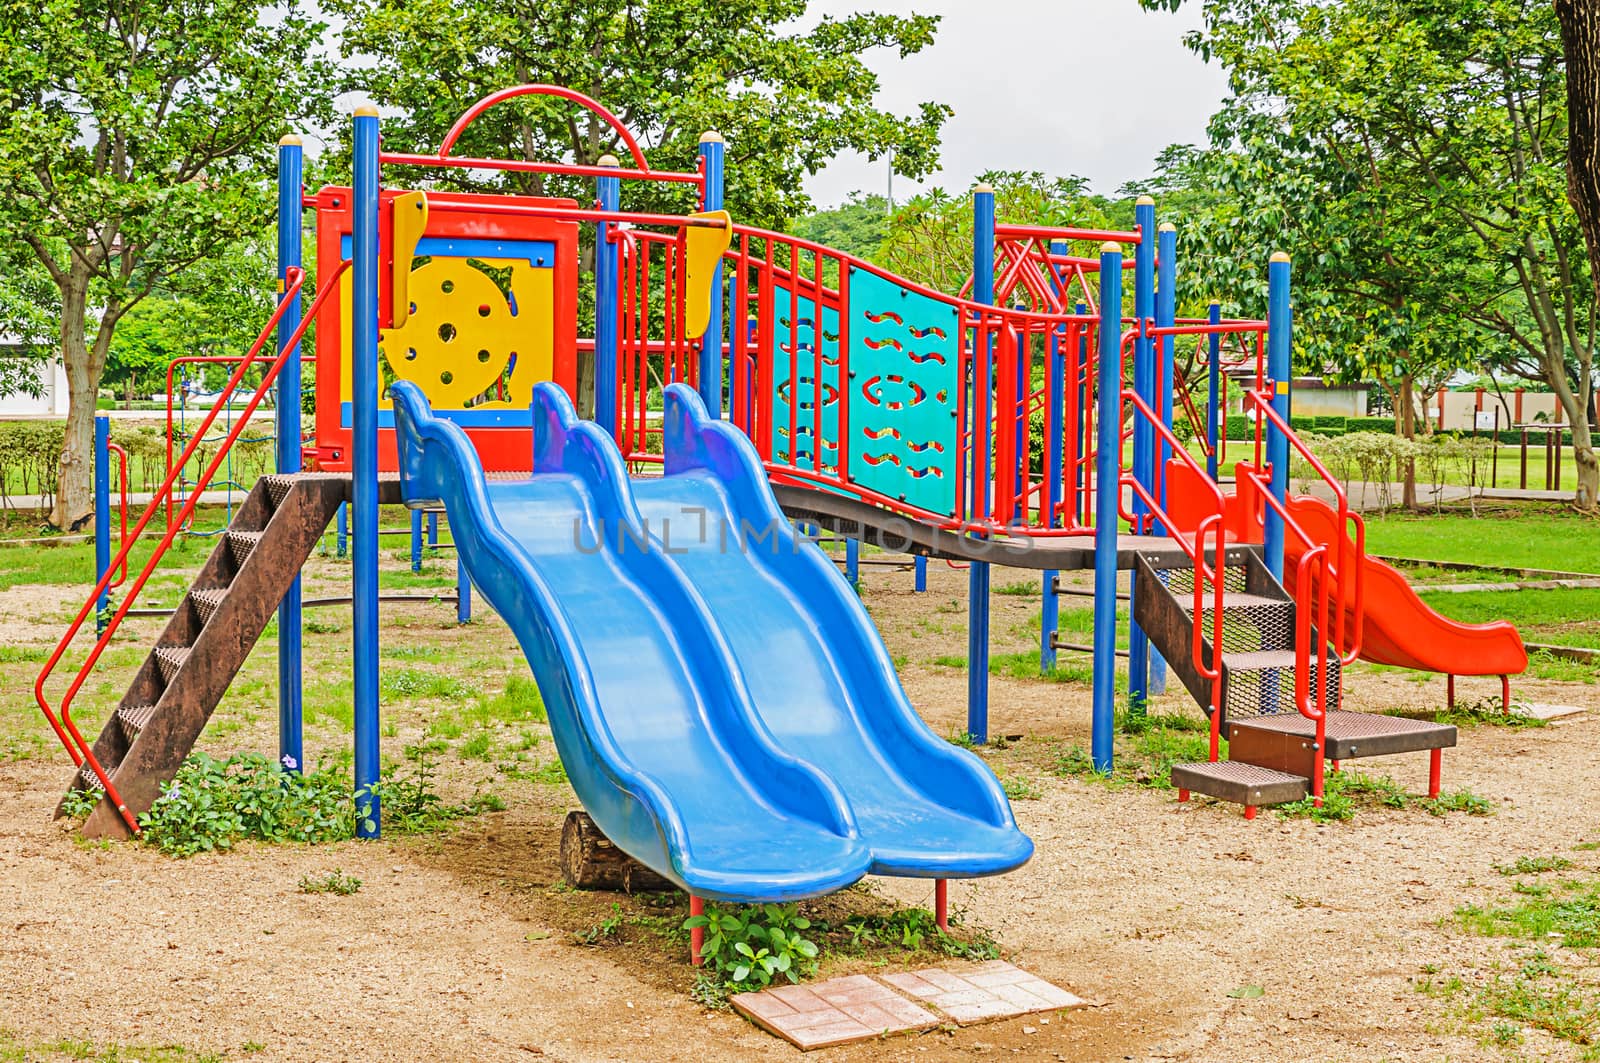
xmin=1276 ymin=770 xmax=1494 ymax=822
xmin=1362 ymin=506 xmax=1600 ymax=574
xmin=0 ymin=1030 xmax=224 ymax=1062
xmin=0 ymin=534 xmax=206 ymax=591
xmin=1418 ymin=587 xmax=1600 ymax=649
xmin=1052 ymin=710 xmax=1214 ymax=790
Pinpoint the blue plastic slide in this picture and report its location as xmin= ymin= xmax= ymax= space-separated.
xmin=389 ymin=379 xmax=1031 ymax=902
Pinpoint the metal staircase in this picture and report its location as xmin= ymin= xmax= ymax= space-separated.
xmin=1135 ymin=546 xmax=1455 ymax=817
xmin=60 ymin=473 xmax=347 ymax=839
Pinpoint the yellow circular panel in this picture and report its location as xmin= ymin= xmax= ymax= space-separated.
xmin=382 ymin=261 xmax=512 ymax=408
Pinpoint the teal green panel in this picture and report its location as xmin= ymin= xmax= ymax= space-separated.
xmin=845 ymin=267 xmax=960 ymax=517
xmin=770 ymin=286 xmax=841 ymax=472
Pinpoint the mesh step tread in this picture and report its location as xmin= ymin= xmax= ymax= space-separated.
xmin=190 ymin=587 xmax=229 ymax=622
xmin=78 ymin=762 xmax=109 ymax=791
xmin=153 ymin=646 xmax=191 ymax=683
xmin=116 ymin=703 xmax=157 ymax=742
xmin=1222 ymin=649 xmax=1302 ymax=671
xmin=1228 ymin=710 xmax=1457 ymax=758
xmin=1171 ymin=760 xmax=1310 ymax=806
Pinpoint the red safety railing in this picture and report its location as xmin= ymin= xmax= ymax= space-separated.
xmin=1243 ymin=390 xmax=1367 ymax=665
xmin=34 ymin=263 xmax=347 ymax=833
xmin=164 ymin=354 xmax=315 ymax=531
xmin=1116 ymin=354 xmax=1230 ymax=758
xmin=105 ymin=442 xmax=129 ymax=589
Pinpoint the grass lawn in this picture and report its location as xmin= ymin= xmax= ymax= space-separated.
xmin=1420 ymin=587 xmax=1600 ymax=651
xmin=1360 ymin=504 xmax=1600 ymax=574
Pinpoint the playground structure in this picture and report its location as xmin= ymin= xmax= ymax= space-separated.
xmin=35 ymin=86 xmax=1531 ymax=907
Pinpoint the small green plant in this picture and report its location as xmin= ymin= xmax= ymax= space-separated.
xmin=689 ymin=973 xmax=731 ymax=1010
xmin=59 ymin=785 xmax=100 ymax=821
xmin=574 ymin=903 xmax=624 ymax=945
xmin=298 ymin=870 xmax=362 ymax=895
xmin=1420 ymin=789 xmax=1495 ymax=817
xmin=139 ymin=753 xmax=354 ymax=856
xmin=685 ymin=902 xmax=820 ymax=991
xmin=1001 ymin=775 xmax=1042 ymax=801
xmin=1496 ymin=855 xmax=1574 ymax=876
xmin=945 ymin=729 xmax=978 ymax=749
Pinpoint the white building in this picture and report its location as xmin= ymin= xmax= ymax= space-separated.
xmin=0 ymin=335 xmax=69 ymax=417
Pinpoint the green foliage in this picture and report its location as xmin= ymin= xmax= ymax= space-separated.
xmin=839 ymin=908 xmax=1001 ymax=961
xmin=138 ymin=753 xmax=353 ymax=856
xmin=1497 ymin=856 xmax=1575 ymax=877
xmin=793 ymin=194 xmax=892 ymax=262
xmin=330 ymin=0 xmax=948 ymax=229
xmin=0 ymin=0 xmax=335 ymax=525
xmin=1277 ymin=770 xmax=1495 ymax=822
xmin=685 ymin=902 xmax=820 ymax=991
xmin=298 ymin=870 xmax=363 ymax=895
xmin=370 ymin=743 xmax=503 ymax=835
xmin=574 ymin=902 xmax=625 ymax=946
xmin=59 ymin=785 xmax=100 ymax=821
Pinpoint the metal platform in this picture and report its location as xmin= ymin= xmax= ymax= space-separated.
xmin=1229 ymin=709 xmax=1457 ymax=760
xmin=1170 ymin=760 xmax=1310 ymax=807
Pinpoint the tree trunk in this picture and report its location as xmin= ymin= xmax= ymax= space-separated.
xmin=51 ymin=275 xmax=99 ymax=531
xmin=1399 ymin=373 xmax=1418 ymax=511
xmin=1555 ymin=0 xmax=1600 ymax=510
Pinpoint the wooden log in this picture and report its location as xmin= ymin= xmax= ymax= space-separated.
xmin=559 ymin=810 xmax=673 ymax=893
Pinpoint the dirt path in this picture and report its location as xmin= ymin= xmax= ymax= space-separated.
xmin=3 ymin=554 xmax=1598 ymax=1061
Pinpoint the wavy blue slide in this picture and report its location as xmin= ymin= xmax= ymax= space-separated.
xmin=390 ymin=379 xmax=1031 ymax=902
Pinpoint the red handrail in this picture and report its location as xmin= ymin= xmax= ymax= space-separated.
xmin=35 ymin=263 xmax=347 ymax=833
xmin=1117 ymin=384 xmax=1230 ymax=757
xmin=1244 ymin=388 xmax=1366 ymax=664
xmin=105 ymin=443 xmax=129 ymax=588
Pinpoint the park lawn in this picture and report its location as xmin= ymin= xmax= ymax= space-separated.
xmin=1360 ymin=505 xmax=1600 ymax=574
xmin=1419 ymin=587 xmax=1600 ymax=652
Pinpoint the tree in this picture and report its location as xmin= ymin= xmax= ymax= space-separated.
xmin=793 ymin=193 xmax=893 ymax=263
xmin=0 ymin=0 xmax=334 ymax=529
xmin=331 ymin=0 xmax=949 ymax=228
xmin=1140 ymin=0 xmax=1598 ymax=510
xmin=879 ymin=171 xmax=1129 ymax=297
xmin=0 ymin=241 xmax=57 ymax=400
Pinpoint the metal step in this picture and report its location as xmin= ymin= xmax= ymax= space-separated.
xmin=190 ymin=587 xmax=229 ymax=625
xmin=1230 ymin=709 xmax=1457 ymax=760
xmin=1222 ymin=649 xmax=1300 ymax=672
xmin=78 ymin=762 xmax=107 ymax=791
xmin=226 ymin=530 xmax=262 ymax=567
xmin=1171 ymin=760 xmax=1309 ymax=807
xmin=153 ymin=646 xmax=191 ymax=685
xmin=116 ymin=703 xmax=156 ymax=745
xmin=262 ymin=475 xmax=296 ymax=508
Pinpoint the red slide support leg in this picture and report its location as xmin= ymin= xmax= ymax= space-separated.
xmin=689 ymin=895 xmax=705 ymax=966
xmin=1502 ymin=674 xmax=1511 ymax=714
xmin=1243 ymin=806 xmax=1258 ymax=821
xmin=1429 ymin=749 xmax=1442 ymax=800
xmin=935 ymin=879 xmax=949 ymax=933
xmin=1177 ymin=789 xmax=1190 ymax=803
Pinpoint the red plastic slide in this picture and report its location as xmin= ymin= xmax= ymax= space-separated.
xmin=1160 ymin=458 xmax=1526 ymax=678
xmin=1281 ymin=494 xmax=1527 ymax=677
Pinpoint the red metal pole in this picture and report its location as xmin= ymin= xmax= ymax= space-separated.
xmin=689 ymin=895 xmax=705 ymax=966
xmin=934 ymin=879 xmax=949 ymax=932
xmin=1428 ymin=749 xmax=1442 ymax=799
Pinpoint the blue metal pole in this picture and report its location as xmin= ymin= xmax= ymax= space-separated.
xmin=845 ymin=538 xmax=859 ymax=589
xmin=410 ymin=509 xmax=423 ymax=572
xmin=457 ymin=554 xmax=471 ymax=624
xmin=1041 ymin=240 xmax=1067 ymax=674
xmin=276 ymin=134 xmax=305 ymax=774
xmin=427 ymin=510 xmax=438 ymax=548
xmin=351 ymin=106 xmax=382 ymax=837
xmin=594 ymin=157 xmax=621 ymax=436
xmin=967 ymin=184 xmax=995 ymax=744
xmin=1207 ymin=301 xmax=1222 ymax=482
xmin=1128 ymin=196 xmax=1156 ymax=709
xmin=914 ymin=555 xmax=927 ymax=592
xmin=1092 ymin=244 xmax=1124 ymax=772
xmin=1265 ymin=252 xmax=1292 ymax=581
xmin=336 ymin=502 xmax=348 ymax=559
xmin=1150 ymin=221 xmax=1177 ymax=696
xmin=94 ymin=415 xmax=111 ymax=635
xmin=698 ymin=132 xmax=726 ymax=418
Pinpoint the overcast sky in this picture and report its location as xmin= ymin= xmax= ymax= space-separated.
xmin=799 ymin=0 xmax=1229 ymax=208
